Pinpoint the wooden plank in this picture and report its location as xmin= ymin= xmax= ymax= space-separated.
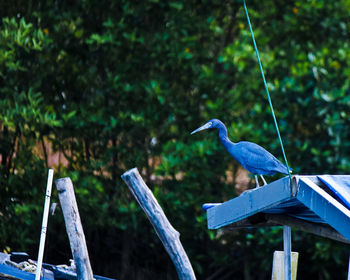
xmin=297 ymin=177 xmax=350 ymax=241
xmin=222 ymin=213 xmax=279 ymax=228
xmin=0 ymin=264 xmax=54 ymax=280
xmin=0 ymin=264 xmax=36 ymax=280
xmin=121 ymin=168 xmax=196 ymax=280
xmin=318 ymin=175 xmax=350 ymax=209
xmin=221 ymin=213 xmax=350 ymax=243
xmin=348 ymin=255 xmax=350 ymax=280
xmin=207 ymin=176 xmax=292 ymax=229
xmin=265 ymin=214 xmax=350 ymax=244
xmin=204 ymin=175 xmax=350 ymax=243
xmin=283 ymin=226 xmax=292 ymax=280
xmin=55 ymin=178 xmax=94 ymax=280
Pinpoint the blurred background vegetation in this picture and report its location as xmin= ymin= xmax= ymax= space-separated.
xmin=0 ymin=0 xmax=350 ymax=279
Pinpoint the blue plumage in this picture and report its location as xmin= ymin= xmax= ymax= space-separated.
xmin=191 ymin=119 xmax=290 ymax=176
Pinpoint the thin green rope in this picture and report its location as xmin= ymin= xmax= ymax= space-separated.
xmin=242 ymin=0 xmax=292 ymax=180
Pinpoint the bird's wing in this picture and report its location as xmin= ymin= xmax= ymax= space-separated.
xmin=235 ymin=142 xmax=287 ymax=175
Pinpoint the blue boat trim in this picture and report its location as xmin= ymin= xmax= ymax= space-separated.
xmin=0 ymin=263 xmax=38 ymax=280
xmin=0 ymin=255 xmax=116 ymax=280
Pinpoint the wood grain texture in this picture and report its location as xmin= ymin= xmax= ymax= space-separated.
xmin=55 ymin=177 xmax=94 ymax=280
xmin=121 ymin=168 xmax=196 ymax=280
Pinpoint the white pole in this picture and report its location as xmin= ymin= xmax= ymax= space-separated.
xmin=283 ymin=226 xmax=292 ymax=280
xmin=347 ymin=254 xmax=350 ymax=280
xmin=35 ymin=169 xmax=54 ymax=280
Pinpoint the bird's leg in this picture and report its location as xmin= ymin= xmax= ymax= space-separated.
xmin=241 ymin=174 xmax=260 ymax=196
xmin=260 ymin=175 xmax=267 ymax=185
xmin=254 ymin=175 xmax=260 ymax=188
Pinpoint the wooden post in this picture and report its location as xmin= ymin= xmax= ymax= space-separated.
xmin=272 ymin=251 xmax=299 ymax=280
xmin=283 ymin=226 xmax=292 ymax=280
xmin=55 ymin=178 xmax=94 ymax=280
xmin=121 ymin=168 xmax=196 ymax=280
xmin=348 ymin=254 xmax=350 ymax=280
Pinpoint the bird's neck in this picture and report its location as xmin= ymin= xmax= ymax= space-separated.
xmin=217 ymin=124 xmax=228 ymax=139
xmin=220 ymin=134 xmax=233 ymax=146
xmin=214 ymin=120 xmax=236 ymax=148
xmin=217 ymin=124 xmax=236 ymax=148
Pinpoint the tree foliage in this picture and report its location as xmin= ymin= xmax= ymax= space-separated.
xmin=0 ymin=0 xmax=350 ymax=279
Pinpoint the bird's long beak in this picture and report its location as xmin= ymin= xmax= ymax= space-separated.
xmin=191 ymin=122 xmax=212 ymax=135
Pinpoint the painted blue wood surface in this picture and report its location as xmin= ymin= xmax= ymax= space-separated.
xmin=202 ymin=203 xmax=221 ymax=211
xmin=0 ymin=263 xmax=54 ymax=280
xmin=0 ymin=262 xmax=115 ymax=280
xmin=205 ymin=175 xmax=350 ymax=242
xmin=207 ymin=176 xmax=291 ymax=229
xmin=317 ymin=175 xmax=350 ymax=209
xmin=297 ymin=177 xmax=350 ymax=241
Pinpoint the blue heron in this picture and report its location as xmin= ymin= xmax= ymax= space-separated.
xmin=191 ymin=119 xmax=291 ymax=187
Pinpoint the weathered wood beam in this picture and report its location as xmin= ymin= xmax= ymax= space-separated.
xmin=121 ymin=168 xmax=196 ymax=280
xmin=223 ymin=213 xmax=350 ymax=244
xmin=55 ymin=178 xmax=94 ymax=280
xmin=265 ymin=214 xmax=350 ymax=244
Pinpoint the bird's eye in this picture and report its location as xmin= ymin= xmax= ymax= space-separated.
xmin=208 ymin=122 xmax=212 ymax=126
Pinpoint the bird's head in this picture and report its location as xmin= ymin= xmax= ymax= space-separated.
xmin=191 ymin=119 xmax=224 ymax=135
